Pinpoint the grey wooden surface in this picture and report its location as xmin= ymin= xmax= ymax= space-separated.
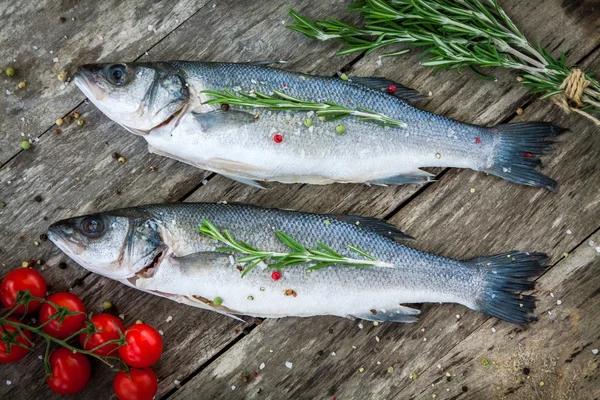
xmin=0 ymin=0 xmax=598 ymax=399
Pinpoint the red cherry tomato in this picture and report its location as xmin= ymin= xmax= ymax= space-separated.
xmin=46 ymin=348 xmax=91 ymax=395
xmin=0 ymin=317 xmax=33 ymax=363
xmin=39 ymin=292 xmax=86 ymax=339
xmin=118 ymin=324 xmax=163 ymax=368
xmin=113 ymin=368 xmax=158 ymax=400
xmin=0 ymin=268 xmax=47 ymax=314
xmin=79 ymin=314 xmax=125 ymax=356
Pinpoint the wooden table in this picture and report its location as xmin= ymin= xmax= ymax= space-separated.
xmin=0 ymin=0 xmax=598 ymax=398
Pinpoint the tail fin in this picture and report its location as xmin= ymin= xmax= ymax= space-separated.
xmin=470 ymin=251 xmax=548 ymax=324
xmin=487 ymin=122 xmax=564 ymax=192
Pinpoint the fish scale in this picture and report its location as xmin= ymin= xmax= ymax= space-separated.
xmin=48 ymin=203 xmax=548 ymax=324
xmin=75 ymin=61 xmax=561 ymax=190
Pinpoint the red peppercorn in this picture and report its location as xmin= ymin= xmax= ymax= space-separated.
xmin=271 ymin=271 xmax=281 ymax=281
xmin=273 ymin=134 xmax=283 ymax=143
xmin=475 ymin=137 xmax=481 ymax=144
xmin=387 ymin=85 xmax=397 ymax=94
xmin=523 ymin=152 xmax=532 ymax=158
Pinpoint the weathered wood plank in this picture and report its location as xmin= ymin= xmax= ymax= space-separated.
xmin=0 ymin=0 xmax=362 ymax=398
xmin=184 ymin=0 xmax=600 ymax=218
xmin=0 ymin=274 xmax=249 ymax=400
xmin=164 ymin=51 xmax=600 ymax=400
xmin=0 ymin=0 xmax=209 ymax=165
xmin=391 ymin=229 xmax=600 ymax=400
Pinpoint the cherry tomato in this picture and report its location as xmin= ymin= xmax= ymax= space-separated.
xmin=0 ymin=268 xmax=47 ymax=314
xmin=113 ymin=368 xmax=158 ymax=400
xmin=0 ymin=317 xmax=33 ymax=363
xmin=46 ymin=348 xmax=91 ymax=395
xmin=118 ymin=324 xmax=163 ymax=368
xmin=39 ymin=292 xmax=86 ymax=339
xmin=79 ymin=313 xmax=125 ymax=356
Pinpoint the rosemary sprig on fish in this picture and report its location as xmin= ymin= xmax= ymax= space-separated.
xmin=197 ymin=219 xmax=394 ymax=277
xmin=74 ymin=61 xmax=562 ymax=191
xmin=48 ymin=203 xmax=547 ymax=325
xmin=201 ymin=89 xmax=408 ymax=127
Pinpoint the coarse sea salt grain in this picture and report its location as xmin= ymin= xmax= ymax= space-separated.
xmin=330 ymin=352 xmax=336 ymax=356
xmin=6 ymin=380 xmax=11 ymax=385
xmin=358 ymin=323 xmax=363 ymax=329
xmin=174 ymin=380 xmax=181 ymax=386
xmin=285 ymin=361 xmax=293 ymax=369
xmin=566 ymin=229 xmax=572 ymax=234
xmin=118 ymin=314 xmax=125 ymax=319
xmin=259 ymin=363 xmax=265 ymax=370
xmin=557 ymin=300 xmax=562 ymax=305
xmin=491 ymin=327 xmax=496 ymax=333
xmin=231 ymin=385 xmax=236 ymax=391
xmin=166 ymin=315 xmax=173 ymax=322
xmin=158 ymin=330 xmax=164 ymax=335
xmin=592 ymin=349 xmax=598 ymax=355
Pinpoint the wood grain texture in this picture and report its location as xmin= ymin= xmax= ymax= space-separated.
xmin=0 ymin=0 xmax=598 ymax=399
xmin=391 ymin=229 xmax=600 ymax=400
xmin=0 ymin=0 xmax=209 ymax=165
xmin=163 ymin=97 xmax=600 ymax=400
xmin=0 ymin=274 xmax=249 ymax=400
xmin=0 ymin=0 xmax=364 ymax=398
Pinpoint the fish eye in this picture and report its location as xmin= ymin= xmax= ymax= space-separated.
xmin=80 ymin=217 xmax=105 ymax=238
xmin=106 ymin=64 xmax=127 ymax=86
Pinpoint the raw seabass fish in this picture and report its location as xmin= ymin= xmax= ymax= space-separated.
xmin=74 ymin=61 xmax=562 ymax=190
xmin=48 ymin=203 xmax=547 ymax=324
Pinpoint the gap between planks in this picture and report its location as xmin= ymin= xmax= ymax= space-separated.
xmin=0 ymin=1 xmax=212 ymax=171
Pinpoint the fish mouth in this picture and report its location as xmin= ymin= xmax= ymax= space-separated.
xmin=47 ymin=224 xmax=85 ymax=254
xmin=73 ymin=69 xmax=107 ymax=101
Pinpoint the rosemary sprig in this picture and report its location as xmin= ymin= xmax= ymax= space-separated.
xmin=288 ymin=0 xmax=600 ymax=125
xmin=196 ymin=219 xmax=395 ymax=277
xmin=201 ymin=89 xmax=408 ymax=128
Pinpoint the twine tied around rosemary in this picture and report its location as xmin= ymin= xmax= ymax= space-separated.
xmin=551 ymin=69 xmax=599 ymax=126
xmin=552 ymin=68 xmax=600 ymax=126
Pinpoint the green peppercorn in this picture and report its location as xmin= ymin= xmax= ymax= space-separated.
xmin=335 ymin=124 xmax=346 ymax=135
xmin=102 ymin=300 xmax=112 ymax=310
xmin=213 ymin=296 xmax=223 ymax=306
xmin=6 ymin=67 xmax=15 ymax=77
xmin=304 ymin=118 xmax=313 ymax=128
xmin=21 ymin=140 xmax=31 ymax=150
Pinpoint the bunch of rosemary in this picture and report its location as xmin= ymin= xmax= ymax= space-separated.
xmin=288 ymin=0 xmax=600 ymax=126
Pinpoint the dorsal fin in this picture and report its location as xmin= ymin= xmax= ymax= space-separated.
xmin=330 ymin=214 xmax=415 ymax=241
xmin=350 ymin=76 xmax=424 ymax=102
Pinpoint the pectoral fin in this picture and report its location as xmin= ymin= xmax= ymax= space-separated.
xmin=192 ymin=110 xmax=256 ymax=132
xmin=351 ymin=305 xmax=421 ymax=323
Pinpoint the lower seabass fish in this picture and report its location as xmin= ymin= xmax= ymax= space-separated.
xmin=74 ymin=61 xmax=561 ymax=191
xmin=47 ymin=203 xmax=546 ymax=324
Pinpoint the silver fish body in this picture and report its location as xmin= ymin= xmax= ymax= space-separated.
xmin=47 ymin=203 xmax=546 ymax=324
xmin=75 ymin=62 xmax=561 ymax=190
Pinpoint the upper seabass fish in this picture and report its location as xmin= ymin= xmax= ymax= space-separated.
xmin=73 ymin=61 xmax=562 ymax=191
xmin=47 ymin=203 xmax=547 ymax=324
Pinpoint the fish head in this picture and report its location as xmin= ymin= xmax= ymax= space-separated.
xmin=47 ymin=209 xmax=166 ymax=281
xmin=74 ymin=62 xmax=189 ymax=135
